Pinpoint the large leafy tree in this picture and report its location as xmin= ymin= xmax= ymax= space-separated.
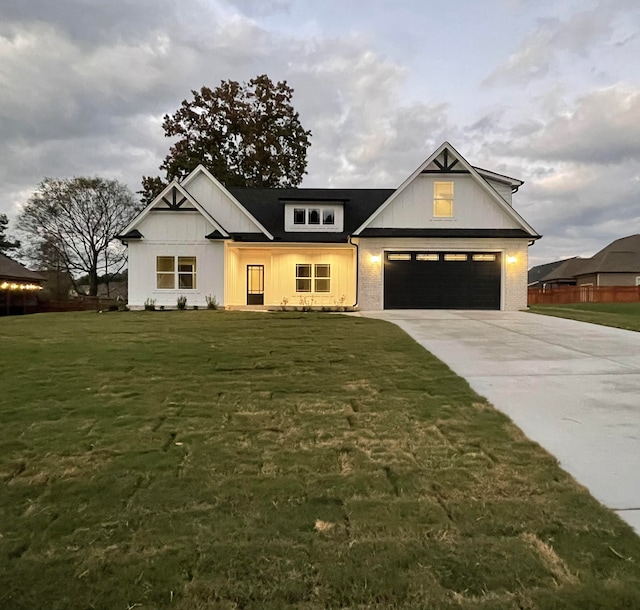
xmin=17 ymin=177 xmax=139 ymax=296
xmin=141 ymin=74 xmax=312 ymax=205
xmin=0 ymin=213 xmax=20 ymax=252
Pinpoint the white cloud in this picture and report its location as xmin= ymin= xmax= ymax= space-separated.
xmin=484 ymin=0 xmax=639 ymax=87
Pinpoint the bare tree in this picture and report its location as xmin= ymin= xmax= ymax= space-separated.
xmin=18 ymin=177 xmax=139 ymax=296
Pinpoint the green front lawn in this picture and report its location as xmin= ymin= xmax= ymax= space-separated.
xmin=1 ymin=311 xmax=640 ymax=609
xmin=529 ymin=302 xmax=640 ymax=332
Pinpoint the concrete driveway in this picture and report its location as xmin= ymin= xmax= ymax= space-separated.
xmin=361 ymin=310 xmax=640 ymax=533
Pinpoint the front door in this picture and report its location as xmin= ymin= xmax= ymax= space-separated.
xmin=247 ymin=265 xmax=265 ymax=305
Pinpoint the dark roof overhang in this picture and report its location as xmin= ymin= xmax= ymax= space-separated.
xmin=358 ymin=228 xmax=540 ymax=239
xmin=205 ymin=231 xmax=271 ymax=242
xmin=116 ymin=229 xmax=143 ymax=241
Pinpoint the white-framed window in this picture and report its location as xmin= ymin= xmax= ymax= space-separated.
xmin=297 ymin=207 xmax=334 ymax=226
xmin=322 ymin=209 xmax=335 ymax=225
xmin=444 ymin=253 xmax=467 ymax=261
xmin=636 ymin=276 xmax=640 ymax=286
xmin=308 ymin=209 xmax=321 ymax=225
xmin=156 ymin=256 xmax=196 ymax=289
xmin=472 ymin=254 xmax=497 ymax=262
xmin=295 ymin=264 xmax=330 ymax=293
xmin=285 ymin=204 xmax=343 ymax=232
xmin=434 ymin=181 xmax=454 ymax=217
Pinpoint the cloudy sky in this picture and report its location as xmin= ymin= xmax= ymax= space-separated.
xmin=1 ymin=0 xmax=639 ymax=265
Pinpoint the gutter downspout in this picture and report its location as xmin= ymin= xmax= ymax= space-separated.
xmin=348 ymin=236 xmax=359 ymax=309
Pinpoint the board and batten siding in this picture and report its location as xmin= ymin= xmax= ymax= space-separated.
xmin=368 ymin=175 xmax=520 ymax=230
xmin=226 ymin=246 xmax=356 ymax=307
xmin=183 ymin=172 xmax=264 ymax=234
xmin=127 ymin=210 xmax=224 ymax=308
xmin=484 ymin=178 xmax=513 ymax=205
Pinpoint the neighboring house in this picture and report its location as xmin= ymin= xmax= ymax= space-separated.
xmin=119 ymin=142 xmax=540 ymax=311
xmin=0 ymin=252 xmax=44 ymax=315
xmin=572 ymin=234 xmax=640 ymax=287
xmin=534 ymin=257 xmax=584 ymax=289
xmin=528 ymin=259 xmax=568 ymax=288
xmin=536 ymin=235 xmax=640 ymax=288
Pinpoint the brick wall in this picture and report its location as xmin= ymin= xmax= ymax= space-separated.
xmin=355 ymin=237 xmax=531 ymax=311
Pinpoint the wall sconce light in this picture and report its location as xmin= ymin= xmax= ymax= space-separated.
xmin=507 ymin=255 xmax=517 ymax=264
xmin=370 ymin=254 xmax=381 ymax=264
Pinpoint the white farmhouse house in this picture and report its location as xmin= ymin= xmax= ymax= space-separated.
xmin=119 ymin=142 xmax=540 ymax=310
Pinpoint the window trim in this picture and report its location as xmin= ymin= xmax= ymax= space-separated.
xmin=308 ymin=208 xmax=321 ymax=225
xmin=322 ymin=209 xmax=335 ymax=225
xmin=434 ymin=181 xmax=454 ymax=218
xmin=156 ymin=255 xmax=197 ymax=290
xmin=156 ymin=256 xmax=175 ymax=289
xmin=295 ymin=263 xmax=331 ymax=293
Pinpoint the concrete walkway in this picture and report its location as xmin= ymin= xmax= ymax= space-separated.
xmin=361 ymin=310 xmax=640 ymax=533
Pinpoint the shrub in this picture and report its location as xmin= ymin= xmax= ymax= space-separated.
xmin=206 ymin=294 xmax=219 ymax=310
xmin=177 ymin=295 xmax=187 ymax=310
xmin=298 ymin=296 xmax=314 ymax=312
xmin=144 ymin=298 xmax=156 ymax=311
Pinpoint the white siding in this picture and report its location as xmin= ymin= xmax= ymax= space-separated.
xmin=484 ymin=178 xmax=512 ymax=205
xmin=184 ymin=172 xmax=264 ymax=234
xmin=127 ymin=211 xmax=224 ymax=308
xmin=368 ymin=175 xmax=520 ymax=230
xmin=226 ymin=246 xmax=356 ymax=307
xmin=136 ymin=211 xmax=215 ymax=242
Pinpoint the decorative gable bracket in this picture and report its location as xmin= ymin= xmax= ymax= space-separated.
xmin=420 ymin=147 xmax=465 ymax=174
xmin=162 ymin=186 xmax=188 ymax=209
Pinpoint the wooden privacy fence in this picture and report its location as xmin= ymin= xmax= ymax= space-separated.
xmin=1 ymin=296 xmax=120 ymax=316
xmin=528 ymin=285 xmax=640 ymax=305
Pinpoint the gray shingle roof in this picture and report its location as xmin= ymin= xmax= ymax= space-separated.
xmin=528 ymin=259 xmax=569 ymax=285
xmin=539 ymin=257 xmax=587 ymax=282
xmin=576 ymin=234 xmax=640 ymax=275
xmin=0 ymin=253 xmax=45 ymax=283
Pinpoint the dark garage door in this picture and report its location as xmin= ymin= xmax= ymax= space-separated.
xmin=384 ymin=251 xmax=501 ymax=309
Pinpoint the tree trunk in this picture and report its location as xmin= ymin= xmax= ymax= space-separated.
xmin=89 ymin=267 xmax=99 ymax=297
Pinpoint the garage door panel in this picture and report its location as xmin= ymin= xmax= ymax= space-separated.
xmin=384 ymin=252 xmax=501 ymax=309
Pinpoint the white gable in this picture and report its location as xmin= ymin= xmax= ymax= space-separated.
xmin=135 ymin=211 xmax=218 ymax=242
xmin=121 ymin=181 xmax=229 ymax=238
xmin=182 ymin=167 xmax=273 ymax=238
xmin=367 ymin=174 xmax=521 ymax=230
xmin=355 ymin=142 xmax=538 ymax=236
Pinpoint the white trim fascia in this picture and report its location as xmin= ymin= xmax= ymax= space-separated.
xmin=473 ymin=166 xmax=524 ymax=187
xmin=353 ymin=141 xmax=538 ymax=237
xmin=182 ymin=165 xmax=274 ymax=240
xmin=121 ymin=181 xmax=230 ymax=237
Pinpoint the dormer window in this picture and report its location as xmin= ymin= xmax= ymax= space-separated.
xmin=284 ymin=202 xmax=344 ymax=232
